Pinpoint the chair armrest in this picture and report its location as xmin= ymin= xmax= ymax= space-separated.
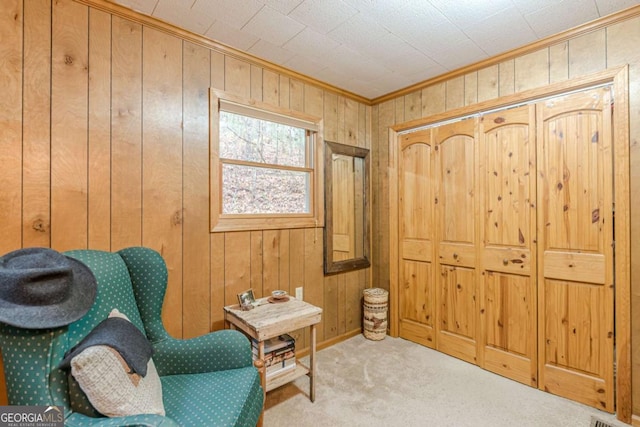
xmin=151 ymin=329 xmax=254 ymax=376
xmin=65 ymin=412 xmax=179 ymax=427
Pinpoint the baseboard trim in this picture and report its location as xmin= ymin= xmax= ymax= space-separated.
xmin=296 ymin=329 xmax=362 ymax=358
xmin=631 ymin=414 xmax=640 ymax=426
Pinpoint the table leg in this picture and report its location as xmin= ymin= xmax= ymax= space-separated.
xmin=310 ymin=324 xmax=317 ymax=402
xmin=259 ymin=340 xmax=266 ymax=400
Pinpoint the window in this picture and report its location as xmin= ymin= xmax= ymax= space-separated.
xmin=210 ymin=89 xmax=324 ymax=232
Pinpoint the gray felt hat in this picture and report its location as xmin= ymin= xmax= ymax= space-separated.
xmin=0 ymin=247 xmax=97 ymax=329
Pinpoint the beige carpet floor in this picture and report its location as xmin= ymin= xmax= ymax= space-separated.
xmin=264 ymin=335 xmax=626 ymax=427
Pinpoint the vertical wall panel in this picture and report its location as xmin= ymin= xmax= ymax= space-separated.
xmin=0 ymin=0 xmax=22 ymax=255
xmin=51 ymin=0 xmax=88 ymax=251
xmin=305 ymin=227 xmax=324 ymax=341
xmin=464 ymin=72 xmax=478 ymax=106
xmin=224 ymin=232 xmax=252 ymax=306
xmin=569 ymin=29 xmax=606 ymax=78
xmin=290 ymin=79 xmax=304 ymax=112
xmin=549 ymin=42 xmax=569 ymax=83
xmin=263 ymin=69 xmax=279 ymax=105
xmin=498 ymin=59 xmax=515 ymax=96
xmin=142 ymin=28 xmax=183 ymax=337
xmin=515 ymin=48 xmax=549 ymax=92
xmin=445 ymin=76 xmax=464 ymax=110
xmin=250 ymin=64 xmax=262 ymax=101
xmin=210 ymin=233 xmax=225 ymax=330
xmin=279 ymin=76 xmax=290 ymax=109
xmin=324 ymin=92 xmax=338 ymax=142
xmin=421 ymin=83 xmax=446 ymax=117
xmin=224 ymin=57 xmax=250 ymax=98
xmin=182 ymin=42 xmax=211 ymax=339
xmin=250 ymin=231 xmax=263 ymax=298
xmin=210 ymin=50 xmax=224 ymax=90
xmin=87 ymin=8 xmax=111 ymax=251
xmin=404 ymin=91 xmax=421 ymax=121
xmin=111 ymin=16 xmax=142 ymax=250
xmin=22 ymin=0 xmax=51 ymax=248
xmin=477 ymin=65 xmax=498 ymax=102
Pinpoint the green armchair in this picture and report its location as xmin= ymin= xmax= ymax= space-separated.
xmin=0 ymin=247 xmax=264 ymax=426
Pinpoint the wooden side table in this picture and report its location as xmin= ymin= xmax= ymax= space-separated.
xmin=224 ymin=297 xmax=322 ymax=401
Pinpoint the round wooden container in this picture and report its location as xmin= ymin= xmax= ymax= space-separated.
xmin=363 ymin=288 xmax=389 ymax=341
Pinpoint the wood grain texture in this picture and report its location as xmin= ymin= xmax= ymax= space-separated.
xmin=549 ymin=42 xmax=569 ymax=84
xmin=22 ymin=0 xmax=51 ymax=248
xmin=142 ymin=27 xmax=183 ymax=337
xmin=568 ymin=29 xmax=606 ymax=78
xmin=51 ymin=0 xmax=89 ymax=251
xmin=182 ymin=42 xmax=211 ymax=339
xmin=515 ymin=48 xmax=549 ymax=92
xmin=0 ymin=0 xmax=22 ymax=255
xmin=111 ymin=16 xmax=142 ymax=250
xmin=88 ymin=8 xmax=111 ymax=250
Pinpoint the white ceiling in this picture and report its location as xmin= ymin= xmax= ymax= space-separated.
xmin=110 ymin=0 xmax=639 ymax=99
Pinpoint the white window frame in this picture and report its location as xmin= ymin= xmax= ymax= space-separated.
xmin=210 ymin=89 xmax=324 ymax=232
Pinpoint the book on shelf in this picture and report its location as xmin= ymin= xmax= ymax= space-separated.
xmin=252 ymin=334 xmax=296 ymax=377
xmin=266 ymin=356 xmax=296 ymax=378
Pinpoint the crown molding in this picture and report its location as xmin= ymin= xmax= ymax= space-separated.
xmin=74 ymin=1 xmax=640 ymax=107
xmin=73 ymin=0 xmax=371 ymax=105
xmin=371 ymin=4 xmax=640 ymax=105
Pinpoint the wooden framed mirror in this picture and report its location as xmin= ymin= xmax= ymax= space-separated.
xmin=324 ymin=141 xmax=370 ymax=275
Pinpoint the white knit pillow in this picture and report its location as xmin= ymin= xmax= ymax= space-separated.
xmin=70 ymin=309 xmax=165 ymax=418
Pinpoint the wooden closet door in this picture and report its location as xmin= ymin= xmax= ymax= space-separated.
xmin=433 ymin=119 xmax=479 ymax=364
xmin=478 ymin=105 xmax=537 ymax=386
xmin=537 ymin=87 xmax=614 ymax=412
xmin=398 ymin=131 xmax=436 ymax=348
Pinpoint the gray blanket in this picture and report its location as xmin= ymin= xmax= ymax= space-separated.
xmin=58 ymin=317 xmax=153 ymax=376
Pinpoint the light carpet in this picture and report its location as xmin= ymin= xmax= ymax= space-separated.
xmin=264 ymin=335 xmax=626 ymax=427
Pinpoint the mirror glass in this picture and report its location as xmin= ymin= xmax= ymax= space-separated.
xmin=324 ymin=141 xmax=370 ymax=275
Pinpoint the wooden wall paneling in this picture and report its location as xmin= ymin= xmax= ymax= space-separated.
xmin=323 ymin=274 xmax=338 ymax=339
xmin=514 ymin=49 xmax=549 ymax=92
xmin=337 ymin=96 xmax=347 ymax=144
xmin=464 ymin=72 xmax=478 ymax=106
xmin=303 ymin=84 xmax=323 ymax=118
xmin=111 ymin=16 xmax=142 ymax=250
xmin=0 ymin=0 xmax=22 ymax=255
xmin=337 ymin=273 xmax=347 ymax=335
xmin=290 ymin=79 xmax=304 ymax=112
xmin=324 ymin=92 xmax=338 ymax=142
xmin=498 ymin=59 xmax=515 ymax=96
xmin=404 ymin=91 xmax=421 ymax=122
xmin=370 ymin=104 xmax=380 ymax=287
xmin=304 ymin=227 xmax=324 ymax=342
xmin=224 ymin=56 xmax=251 ymax=98
xmin=141 ymin=27 xmax=183 ymax=337
xmin=394 ymin=97 xmax=405 ymax=125
xmin=477 ymin=65 xmax=498 ymax=103
xmin=210 ymin=233 xmax=225 ymax=330
xmin=421 ymin=82 xmax=446 ymax=117
xmin=210 ymin=50 xmax=224 ymax=90
xmin=568 ymin=29 xmax=606 ymax=78
xmin=262 ymin=230 xmax=281 ymax=298
xmin=263 ymin=69 xmax=279 ymax=106
xmin=358 ymin=103 xmax=367 ymax=149
xmin=289 ymin=229 xmax=307 ymax=349
xmin=224 ymin=232 xmax=252 ymax=306
xmin=51 ymin=0 xmax=89 ymax=252
xmin=22 ymin=0 xmax=51 ymax=248
xmin=345 ymin=97 xmax=359 ymax=146
xmin=250 ymin=64 xmax=263 ymax=101
xmin=182 ymin=41 xmax=211 ymax=339
xmin=375 ymin=100 xmax=394 ymax=291
xmin=607 ymin=17 xmax=640 ymax=419
xmin=279 ymin=230 xmax=291 ymax=294
xmin=549 ymin=42 xmax=569 ymax=83
xmin=87 ymin=8 xmax=111 ymax=251
xmin=250 ymin=231 xmax=263 ymax=298
xmin=445 ymin=76 xmax=465 ymax=110
xmin=279 ymin=76 xmax=290 ymax=109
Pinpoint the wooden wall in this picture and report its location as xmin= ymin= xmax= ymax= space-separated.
xmin=370 ymin=11 xmax=640 ymax=418
xmin=0 ymin=0 xmax=371 ymax=403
